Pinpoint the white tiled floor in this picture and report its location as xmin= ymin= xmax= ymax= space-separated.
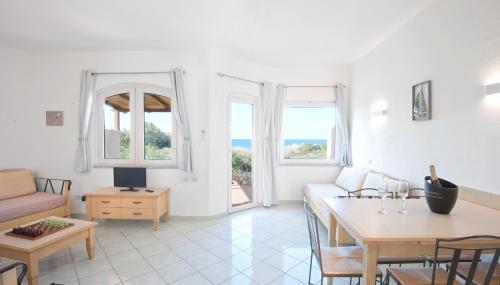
xmin=1 ymin=203 xmax=350 ymax=285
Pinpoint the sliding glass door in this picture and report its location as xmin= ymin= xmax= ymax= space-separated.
xmin=228 ymin=95 xmax=258 ymax=212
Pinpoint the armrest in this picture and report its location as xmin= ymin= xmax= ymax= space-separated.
xmin=34 ymin=177 xmax=72 ymax=195
xmin=0 ymin=262 xmax=27 ymax=285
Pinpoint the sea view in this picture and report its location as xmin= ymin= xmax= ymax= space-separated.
xmin=232 ymin=139 xmax=326 ymax=149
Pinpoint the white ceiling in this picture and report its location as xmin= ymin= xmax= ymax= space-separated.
xmin=0 ymin=0 xmax=434 ymax=66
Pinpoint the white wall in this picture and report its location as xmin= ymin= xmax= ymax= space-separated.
xmin=0 ymin=49 xmax=211 ymax=216
xmin=351 ymin=0 xmax=500 ymax=194
xmin=208 ymin=50 xmax=348 ymax=215
xmin=0 ymin=46 xmax=32 ymax=167
xmin=0 ymin=47 xmax=348 ymax=217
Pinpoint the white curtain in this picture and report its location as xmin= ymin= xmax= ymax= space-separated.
xmin=74 ymin=70 xmax=96 ymax=173
xmin=261 ymin=81 xmax=276 ymax=207
xmin=170 ymin=68 xmax=194 ymax=176
xmin=334 ymin=83 xmax=352 ymax=166
xmin=273 ymin=84 xmax=286 ymax=165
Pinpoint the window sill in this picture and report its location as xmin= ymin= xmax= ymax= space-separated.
xmin=93 ymin=164 xmax=179 ymax=169
xmin=278 ymin=161 xmax=340 ymax=167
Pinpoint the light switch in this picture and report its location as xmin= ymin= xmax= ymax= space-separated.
xmin=46 ymin=111 xmax=64 ymax=126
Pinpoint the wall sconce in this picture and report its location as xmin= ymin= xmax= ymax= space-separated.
xmin=484 ymin=82 xmax=500 ymax=96
xmin=370 ymin=110 xmax=387 ymax=117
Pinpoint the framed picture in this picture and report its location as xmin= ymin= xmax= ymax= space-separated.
xmin=412 ymin=80 xmax=431 ymax=121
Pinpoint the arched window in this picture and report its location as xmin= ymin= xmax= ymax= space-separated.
xmin=97 ymin=83 xmax=176 ymax=166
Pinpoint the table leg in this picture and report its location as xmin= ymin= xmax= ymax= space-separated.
xmin=86 ymin=226 xmax=95 ymax=259
xmin=327 ymin=213 xmax=338 ymax=285
xmin=328 ymin=212 xmax=337 ymax=246
xmin=362 ymin=244 xmax=378 ymax=285
xmin=86 ymin=199 xmax=93 ymax=221
xmin=27 ymin=255 xmax=39 ymax=285
xmin=1 ymin=267 xmax=16 ymax=285
xmin=162 ymin=213 xmax=169 ymax=222
xmin=153 ymin=218 xmax=160 ymax=231
xmin=338 ymin=225 xmax=354 ymax=246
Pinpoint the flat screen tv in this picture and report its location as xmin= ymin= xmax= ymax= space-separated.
xmin=113 ymin=167 xmax=146 ymax=192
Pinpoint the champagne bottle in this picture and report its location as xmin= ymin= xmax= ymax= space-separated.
xmin=429 ymin=165 xmax=442 ymax=187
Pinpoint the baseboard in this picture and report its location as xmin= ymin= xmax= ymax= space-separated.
xmin=69 ymin=200 xmax=305 ymax=221
xmin=168 ymin=212 xmax=228 ymax=221
xmin=71 ymin=212 xmax=229 ymax=221
xmin=277 ymin=200 xmax=303 ymax=205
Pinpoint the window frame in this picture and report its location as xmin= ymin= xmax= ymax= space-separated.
xmin=95 ymin=83 xmax=177 ymax=168
xmin=279 ymin=101 xmax=337 ymax=166
xmin=136 ymin=85 xmax=177 ymax=166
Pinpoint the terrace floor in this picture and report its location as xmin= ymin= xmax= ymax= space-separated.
xmin=232 ymin=181 xmax=253 ymax=207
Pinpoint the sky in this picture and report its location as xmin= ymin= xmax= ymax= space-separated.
xmin=231 ymin=102 xmax=335 ymax=139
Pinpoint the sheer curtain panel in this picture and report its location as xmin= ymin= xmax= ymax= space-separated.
xmin=74 ymin=70 xmax=96 ymax=173
xmin=334 ymin=84 xmax=352 ymax=166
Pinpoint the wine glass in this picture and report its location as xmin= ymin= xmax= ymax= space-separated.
xmin=397 ymin=181 xmax=410 ymax=215
xmin=378 ymin=178 xmax=389 ymax=215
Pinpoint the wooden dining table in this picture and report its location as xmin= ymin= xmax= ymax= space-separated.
xmin=322 ymin=197 xmax=500 ymax=285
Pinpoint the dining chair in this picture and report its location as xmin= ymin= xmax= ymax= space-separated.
xmin=304 ymin=203 xmax=383 ymax=285
xmin=385 ymin=235 xmax=500 ymax=285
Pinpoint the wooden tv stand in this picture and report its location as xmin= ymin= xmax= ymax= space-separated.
xmin=85 ymin=187 xmax=169 ymax=230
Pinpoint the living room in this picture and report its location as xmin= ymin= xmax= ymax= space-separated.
xmin=0 ymin=1 xmax=499 ymax=285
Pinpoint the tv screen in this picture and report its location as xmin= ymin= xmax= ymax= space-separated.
xmin=113 ymin=167 xmax=146 ymax=188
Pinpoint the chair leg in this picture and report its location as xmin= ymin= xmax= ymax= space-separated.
xmin=320 ymin=276 xmax=324 ymax=285
xmin=308 ymin=254 xmax=313 ymax=285
xmin=349 ymin=277 xmax=353 ymax=285
xmin=385 ymin=270 xmax=391 ymax=285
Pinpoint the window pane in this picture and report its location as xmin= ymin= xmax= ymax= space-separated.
xmin=283 ymin=106 xmax=335 ymax=160
xmin=104 ymin=93 xmax=131 ymax=159
xmin=144 ymin=93 xmax=172 ymax=160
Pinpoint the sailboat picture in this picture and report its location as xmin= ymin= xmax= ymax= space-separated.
xmin=412 ymin=80 xmax=431 ymax=121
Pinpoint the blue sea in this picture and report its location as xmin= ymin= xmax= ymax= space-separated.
xmin=232 ymin=139 xmax=326 ymax=149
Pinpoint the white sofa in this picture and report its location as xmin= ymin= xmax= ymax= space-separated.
xmin=304 ymin=167 xmax=406 ymax=227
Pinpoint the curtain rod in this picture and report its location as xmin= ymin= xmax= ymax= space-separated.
xmin=284 ymin=85 xmax=346 ymax=88
xmin=91 ymin=71 xmax=185 ymax=76
xmin=217 ymin=73 xmax=264 ymax=86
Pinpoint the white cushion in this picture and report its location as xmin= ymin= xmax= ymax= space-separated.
xmin=334 ymin=167 xmax=368 ymax=192
xmin=384 ymin=177 xmax=403 ymax=194
xmin=362 ymin=172 xmax=384 ymax=190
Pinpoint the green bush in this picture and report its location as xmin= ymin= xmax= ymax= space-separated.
xmin=284 ymin=143 xmax=326 ymax=159
xmin=232 ymin=148 xmax=252 ymax=174
xmin=118 ymin=123 xmax=171 ymax=159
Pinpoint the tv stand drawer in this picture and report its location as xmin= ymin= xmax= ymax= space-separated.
xmin=122 ymin=198 xmax=153 ymax=209
xmin=92 ymin=208 xmax=122 ymax=219
xmin=122 ymin=208 xmax=153 ymax=219
xmin=93 ymin=197 xmax=122 ymax=208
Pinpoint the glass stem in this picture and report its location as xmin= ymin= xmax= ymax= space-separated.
xmin=403 ymin=197 xmax=406 ymax=211
xmin=382 ymin=198 xmax=385 ymax=211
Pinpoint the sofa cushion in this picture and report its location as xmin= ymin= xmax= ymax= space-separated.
xmin=335 ymin=167 xmax=368 ymax=193
xmin=304 ymin=183 xmax=348 ymax=219
xmin=362 ymin=172 xmax=383 ymax=189
xmin=0 ymin=169 xmax=36 ymax=201
xmin=0 ymin=192 xmax=66 ymax=222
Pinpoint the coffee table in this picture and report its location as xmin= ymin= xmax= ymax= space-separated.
xmin=0 ymin=217 xmax=96 ymax=285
